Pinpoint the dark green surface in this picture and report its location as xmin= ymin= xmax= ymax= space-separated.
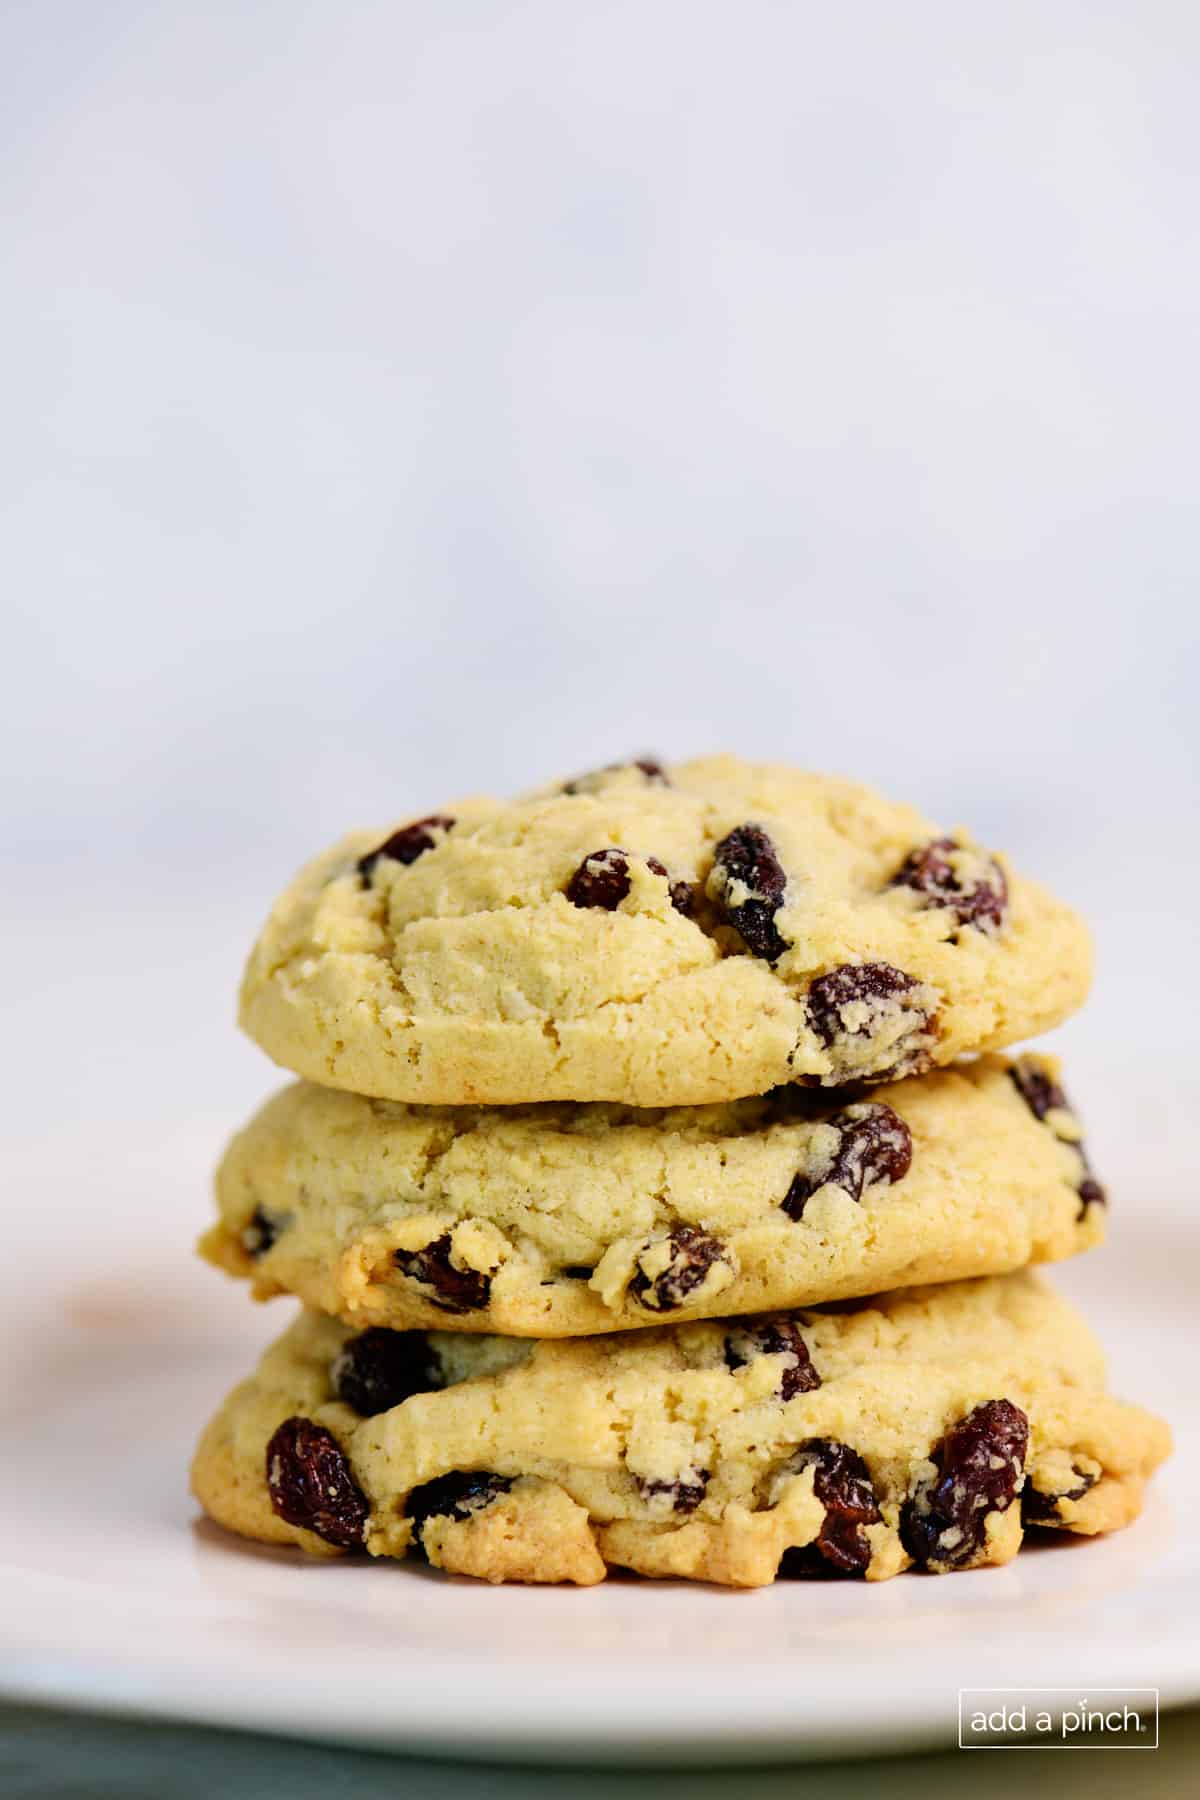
xmin=2 ymin=1703 xmax=1197 ymax=1800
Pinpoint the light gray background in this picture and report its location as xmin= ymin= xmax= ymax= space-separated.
xmin=3 ymin=3 xmax=1197 ymax=1143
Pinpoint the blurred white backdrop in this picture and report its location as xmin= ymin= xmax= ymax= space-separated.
xmin=3 ymin=2 xmax=1197 ymax=1181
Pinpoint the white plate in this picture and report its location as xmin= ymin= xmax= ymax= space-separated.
xmin=1 ymin=1115 xmax=1196 ymax=1764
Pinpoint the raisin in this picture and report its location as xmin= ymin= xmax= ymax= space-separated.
xmin=627 ymin=1225 xmax=733 ymax=1313
xmin=265 ymin=1417 xmax=369 ymax=1549
xmin=394 ymin=1234 xmax=492 ymax=1313
xmin=1022 ymin=1466 xmax=1097 ymax=1525
xmin=782 ymin=1102 xmax=913 ymax=1219
xmin=562 ymin=758 xmax=671 ymax=795
xmin=777 ymin=1440 xmax=881 ymax=1579
xmin=636 ymin=1472 xmax=710 ymax=1513
xmin=709 ymin=824 xmax=790 ymax=962
xmin=723 ymin=1319 xmax=821 ymax=1400
xmin=565 ymin=848 xmax=631 ymax=910
xmin=1009 ymin=1057 xmax=1067 ymax=1121
xmin=777 ymin=1541 xmax=850 ymax=1579
xmin=405 ymin=1471 xmax=512 ymax=1555
xmin=357 ymin=814 xmax=455 ymax=883
xmin=669 ymin=880 xmax=697 ymax=916
xmin=890 ymin=836 xmax=1008 ymax=933
xmin=804 ymin=962 xmax=937 ymax=1081
xmin=1009 ymin=1059 xmax=1107 ymax=1217
xmin=331 ymin=1328 xmax=441 ymax=1417
xmin=646 ymin=856 xmax=698 ymax=917
xmin=900 ymin=1398 xmax=1029 ymax=1570
xmin=240 ymin=1206 xmax=284 ymax=1258
xmin=1077 ymin=1171 xmax=1106 ymax=1216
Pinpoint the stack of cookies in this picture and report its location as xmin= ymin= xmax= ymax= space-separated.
xmin=193 ymin=756 xmax=1170 ymax=1587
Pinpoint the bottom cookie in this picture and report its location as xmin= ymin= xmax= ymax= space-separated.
xmin=192 ymin=1272 xmax=1170 ymax=1588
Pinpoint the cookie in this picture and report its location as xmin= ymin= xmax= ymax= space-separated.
xmin=200 ymin=1054 xmax=1105 ymax=1336
xmin=191 ymin=1272 xmax=1170 ymax=1587
xmin=237 ymin=755 xmax=1091 ymax=1105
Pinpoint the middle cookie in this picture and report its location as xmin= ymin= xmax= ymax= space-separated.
xmin=202 ymin=1053 xmax=1106 ymax=1336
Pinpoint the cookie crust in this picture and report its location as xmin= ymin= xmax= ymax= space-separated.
xmin=238 ymin=757 xmax=1092 ymax=1106
xmin=191 ymin=1273 xmax=1170 ymax=1588
xmin=201 ymin=1055 xmax=1105 ymax=1336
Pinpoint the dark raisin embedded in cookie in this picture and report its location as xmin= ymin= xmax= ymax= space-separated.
xmin=358 ymin=815 xmax=456 ymax=883
xmin=890 ymin=836 xmax=1008 ymax=933
xmin=565 ymin=848 xmax=632 ymax=910
xmin=1022 ymin=1465 xmax=1098 ymax=1526
xmin=265 ymin=1417 xmax=369 ymax=1549
xmin=803 ymin=962 xmax=938 ymax=1082
xmin=394 ymin=1234 xmax=493 ymax=1313
xmin=628 ymin=1225 xmax=733 ymax=1313
xmin=646 ymin=856 xmax=698 ymax=917
xmin=782 ymin=1102 xmax=913 ymax=1219
xmin=777 ymin=1440 xmax=881 ymax=1579
xmin=405 ymin=1471 xmax=513 ymax=1557
xmin=708 ymin=824 xmax=791 ymax=962
xmin=723 ymin=1319 xmax=821 ymax=1400
xmin=1008 ymin=1058 xmax=1107 ymax=1218
xmin=562 ymin=757 xmax=671 ymax=795
xmin=1076 ymin=1169 xmax=1106 ymax=1217
xmin=240 ymin=1205 xmax=285 ymax=1258
xmin=636 ymin=1471 xmax=710 ymax=1514
xmin=1008 ymin=1057 xmax=1069 ymax=1122
xmin=331 ymin=1328 xmax=442 ymax=1417
xmin=900 ymin=1398 xmax=1029 ymax=1570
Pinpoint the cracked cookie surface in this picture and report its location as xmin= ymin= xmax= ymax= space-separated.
xmin=201 ymin=1055 xmax=1105 ymax=1336
xmin=190 ymin=1272 xmax=1170 ymax=1587
xmin=237 ymin=755 xmax=1091 ymax=1105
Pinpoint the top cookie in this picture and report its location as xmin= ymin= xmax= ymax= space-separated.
xmin=239 ymin=755 xmax=1092 ymax=1106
